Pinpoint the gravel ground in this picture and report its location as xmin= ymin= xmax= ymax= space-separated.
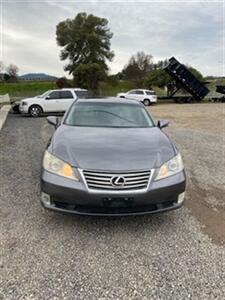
xmin=0 ymin=103 xmax=225 ymax=299
xmin=150 ymin=103 xmax=225 ymax=245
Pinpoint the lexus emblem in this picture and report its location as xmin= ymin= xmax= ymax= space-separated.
xmin=111 ymin=176 xmax=125 ymax=187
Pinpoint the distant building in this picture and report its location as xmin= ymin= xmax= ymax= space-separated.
xmin=19 ymin=73 xmax=58 ymax=81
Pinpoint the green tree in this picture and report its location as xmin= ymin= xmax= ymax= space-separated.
xmin=154 ymin=59 xmax=169 ymax=70
xmin=145 ymin=62 xmax=204 ymax=89
xmin=187 ymin=66 xmax=204 ymax=81
xmin=122 ymin=62 xmax=143 ymax=84
xmin=56 ymin=77 xmax=71 ymax=89
xmin=144 ymin=68 xmax=172 ymax=88
xmin=122 ymin=52 xmax=154 ymax=86
xmin=56 ymin=12 xmax=114 ymax=93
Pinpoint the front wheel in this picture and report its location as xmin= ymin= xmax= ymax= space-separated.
xmin=143 ymin=99 xmax=150 ymax=106
xmin=29 ymin=105 xmax=42 ymax=117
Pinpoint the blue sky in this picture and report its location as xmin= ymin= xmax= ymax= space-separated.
xmin=2 ymin=0 xmax=224 ymax=77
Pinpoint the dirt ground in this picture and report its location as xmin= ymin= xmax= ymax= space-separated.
xmin=149 ymin=103 xmax=225 ymax=245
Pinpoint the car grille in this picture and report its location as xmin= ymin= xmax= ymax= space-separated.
xmin=82 ymin=170 xmax=151 ymax=191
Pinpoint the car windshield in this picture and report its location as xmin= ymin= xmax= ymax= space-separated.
xmin=38 ymin=91 xmax=50 ymax=98
xmin=64 ymin=102 xmax=155 ymax=128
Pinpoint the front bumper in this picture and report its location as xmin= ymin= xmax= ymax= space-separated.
xmin=41 ymin=169 xmax=186 ymax=216
xmin=19 ymin=105 xmax=29 ymax=114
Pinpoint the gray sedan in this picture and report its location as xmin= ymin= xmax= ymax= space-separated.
xmin=41 ymin=98 xmax=186 ymax=216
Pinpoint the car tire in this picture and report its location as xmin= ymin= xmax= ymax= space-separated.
xmin=143 ymin=99 xmax=150 ymax=106
xmin=29 ymin=105 xmax=43 ymax=117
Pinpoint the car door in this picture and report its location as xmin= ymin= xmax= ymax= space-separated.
xmin=133 ymin=90 xmax=144 ymax=101
xmin=126 ymin=90 xmax=144 ymax=101
xmin=44 ymin=91 xmax=61 ymax=112
xmin=58 ymin=90 xmax=75 ymax=111
xmin=126 ymin=90 xmax=139 ymax=100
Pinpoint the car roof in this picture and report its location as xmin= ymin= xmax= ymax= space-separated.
xmin=77 ymin=97 xmax=141 ymax=105
xmin=129 ymin=89 xmax=153 ymax=91
xmin=62 ymin=88 xmax=87 ymax=91
xmin=46 ymin=88 xmax=87 ymax=93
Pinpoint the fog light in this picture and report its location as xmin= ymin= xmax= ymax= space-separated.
xmin=177 ymin=192 xmax=185 ymax=204
xmin=41 ymin=192 xmax=51 ymax=206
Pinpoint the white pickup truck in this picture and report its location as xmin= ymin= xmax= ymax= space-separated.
xmin=19 ymin=88 xmax=88 ymax=117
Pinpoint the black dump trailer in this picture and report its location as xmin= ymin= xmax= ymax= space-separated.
xmin=162 ymin=57 xmax=210 ymax=103
xmin=216 ymin=85 xmax=225 ymax=94
xmin=212 ymin=85 xmax=225 ymax=102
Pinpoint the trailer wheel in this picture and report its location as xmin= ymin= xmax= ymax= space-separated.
xmin=175 ymin=98 xmax=185 ymax=104
xmin=185 ymin=97 xmax=192 ymax=103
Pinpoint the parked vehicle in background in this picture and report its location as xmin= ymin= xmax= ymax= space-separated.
xmin=117 ymin=89 xmax=157 ymax=106
xmin=19 ymin=88 xmax=88 ymax=117
xmin=162 ymin=57 xmax=209 ymax=103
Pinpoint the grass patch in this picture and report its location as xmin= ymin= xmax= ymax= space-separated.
xmin=99 ymin=80 xmax=136 ymax=96
xmin=99 ymin=81 xmax=166 ymax=97
xmin=0 ymin=81 xmax=57 ymax=100
xmin=0 ymin=80 xmax=142 ymax=100
xmin=1 ymin=78 xmax=224 ymax=103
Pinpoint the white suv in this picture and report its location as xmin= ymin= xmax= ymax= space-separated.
xmin=19 ymin=88 xmax=88 ymax=117
xmin=117 ymin=89 xmax=157 ymax=106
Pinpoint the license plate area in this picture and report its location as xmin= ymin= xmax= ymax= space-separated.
xmin=102 ymin=197 xmax=134 ymax=208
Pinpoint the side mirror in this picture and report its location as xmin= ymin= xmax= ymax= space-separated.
xmin=157 ymin=119 xmax=169 ymax=129
xmin=45 ymin=96 xmax=50 ymax=100
xmin=47 ymin=116 xmax=59 ymax=128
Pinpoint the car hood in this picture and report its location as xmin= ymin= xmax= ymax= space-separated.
xmin=50 ymin=125 xmax=176 ymax=171
xmin=20 ymin=97 xmax=40 ymax=103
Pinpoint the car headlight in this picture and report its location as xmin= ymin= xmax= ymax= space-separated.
xmin=155 ymin=153 xmax=184 ymax=181
xmin=22 ymin=101 xmax=28 ymax=106
xmin=43 ymin=150 xmax=79 ymax=181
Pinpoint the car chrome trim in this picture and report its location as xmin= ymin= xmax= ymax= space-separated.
xmin=79 ymin=169 xmax=155 ymax=194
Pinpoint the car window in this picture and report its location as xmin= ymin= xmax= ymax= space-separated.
xmin=146 ymin=91 xmax=156 ymax=95
xmin=48 ymin=91 xmax=60 ymax=99
xmin=64 ymin=102 xmax=155 ymax=128
xmin=59 ymin=91 xmax=74 ymax=99
xmin=128 ymin=90 xmax=144 ymax=95
xmin=75 ymin=90 xmax=88 ymax=99
xmin=38 ymin=91 xmax=50 ymax=98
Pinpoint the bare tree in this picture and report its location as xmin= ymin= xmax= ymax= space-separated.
xmin=6 ymin=64 xmax=19 ymax=78
xmin=129 ymin=52 xmax=154 ymax=73
xmin=122 ymin=52 xmax=154 ymax=86
xmin=0 ymin=61 xmax=4 ymax=73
